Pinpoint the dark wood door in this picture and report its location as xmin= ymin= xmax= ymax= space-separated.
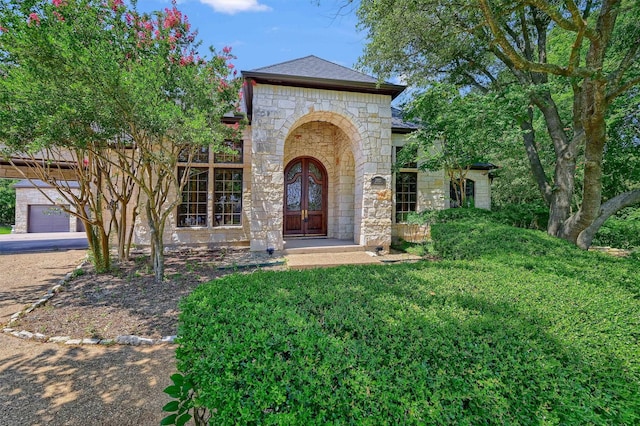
xmin=284 ymin=157 xmax=327 ymax=236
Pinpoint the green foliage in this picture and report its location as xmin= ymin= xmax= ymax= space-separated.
xmin=0 ymin=225 xmax=11 ymax=234
xmin=356 ymin=0 xmax=640 ymax=244
xmin=161 ymin=373 xmax=195 ymax=426
xmin=592 ymin=207 xmax=640 ymax=249
xmin=0 ymin=0 xmax=242 ymax=279
xmin=491 ymin=202 xmax=549 ymax=230
xmin=404 ymin=84 xmax=510 ymax=206
xmin=0 ymin=179 xmax=16 ymax=225
xmin=174 ymin=220 xmax=640 ymax=424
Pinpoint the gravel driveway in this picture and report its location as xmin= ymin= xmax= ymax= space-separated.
xmin=0 ymin=250 xmax=177 ymax=426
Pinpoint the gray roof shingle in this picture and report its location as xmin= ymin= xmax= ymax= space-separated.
xmin=250 ymin=55 xmax=380 ymax=84
xmin=391 ymin=107 xmax=419 ymax=132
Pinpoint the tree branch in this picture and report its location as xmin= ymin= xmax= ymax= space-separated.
xmin=606 ymin=75 xmax=640 ymax=104
xmin=577 ymin=189 xmax=640 ymax=248
xmin=479 ymin=0 xmax=594 ymax=78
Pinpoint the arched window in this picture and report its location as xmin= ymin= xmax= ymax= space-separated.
xmin=449 ymin=178 xmax=475 ymax=208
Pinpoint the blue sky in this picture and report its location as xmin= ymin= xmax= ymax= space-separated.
xmin=139 ymin=0 xmax=367 ymax=75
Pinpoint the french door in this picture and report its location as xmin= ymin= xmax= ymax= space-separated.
xmin=284 ymin=157 xmax=327 ymax=236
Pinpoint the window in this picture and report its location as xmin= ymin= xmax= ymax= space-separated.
xmin=395 ymin=146 xmax=417 ymax=169
xmin=395 ymin=172 xmax=417 ymax=222
xmin=176 ymin=141 xmax=244 ymax=228
xmin=214 ymin=140 xmax=243 ymax=164
xmin=214 ymin=169 xmax=243 ymax=226
xmin=177 ymin=167 xmax=208 ymax=227
xmin=450 ymin=178 xmax=475 ymax=208
xmin=178 ymin=145 xmax=209 ymax=163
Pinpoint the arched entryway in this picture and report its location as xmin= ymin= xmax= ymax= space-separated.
xmin=284 ymin=157 xmax=328 ymax=236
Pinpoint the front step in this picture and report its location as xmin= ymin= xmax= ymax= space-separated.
xmin=283 ymin=245 xmax=366 ymax=255
xmin=283 ymin=239 xmax=365 ymax=255
xmin=285 ymin=251 xmax=380 ymax=270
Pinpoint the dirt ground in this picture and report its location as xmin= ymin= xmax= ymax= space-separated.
xmin=0 ymin=250 xmax=177 ymax=425
xmin=9 ymin=248 xmax=284 ymax=341
xmin=0 ymin=248 xmax=282 ymax=426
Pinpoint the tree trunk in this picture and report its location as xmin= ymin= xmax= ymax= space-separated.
xmin=146 ymin=202 xmax=165 ymax=283
xmin=576 ymin=190 xmax=640 ymax=249
xmin=560 ymin=79 xmax=608 ymax=244
xmin=519 ymin=114 xmax=552 ymax=205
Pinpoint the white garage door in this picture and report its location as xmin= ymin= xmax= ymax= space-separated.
xmin=28 ymin=205 xmax=70 ymax=233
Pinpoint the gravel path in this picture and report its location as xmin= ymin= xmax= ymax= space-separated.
xmin=0 ymin=251 xmax=176 ymax=426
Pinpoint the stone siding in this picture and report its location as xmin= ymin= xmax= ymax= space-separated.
xmin=250 ymin=84 xmax=394 ymax=251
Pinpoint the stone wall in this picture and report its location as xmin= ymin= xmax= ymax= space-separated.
xmin=250 ymin=84 xmax=394 ymax=251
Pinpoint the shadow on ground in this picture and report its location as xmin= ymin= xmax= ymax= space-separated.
xmin=0 ymin=334 xmax=175 ymax=425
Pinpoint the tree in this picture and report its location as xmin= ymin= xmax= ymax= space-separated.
xmin=0 ymin=178 xmax=16 ymax=225
xmin=0 ymin=0 xmax=242 ymax=279
xmin=401 ymin=83 xmax=510 ymax=207
xmin=355 ymin=0 xmax=640 ymax=248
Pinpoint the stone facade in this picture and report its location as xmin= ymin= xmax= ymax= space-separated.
xmin=8 ymin=56 xmax=494 ymax=248
xmin=250 ymin=85 xmax=394 ymax=251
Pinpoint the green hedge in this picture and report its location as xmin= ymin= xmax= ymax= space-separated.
xmin=592 ymin=207 xmax=640 ymax=249
xmin=170 ymin=218 xmax=640 ymax=424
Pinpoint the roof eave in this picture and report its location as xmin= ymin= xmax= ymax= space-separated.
xmin=242 ymin=71 xmax=405 ymax=121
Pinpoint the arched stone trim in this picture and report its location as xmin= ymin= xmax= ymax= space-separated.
xmin=278 ymin=109 xmax=365 ymax=167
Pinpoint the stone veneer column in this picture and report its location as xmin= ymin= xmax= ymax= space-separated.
xmin=250 ymin=85 xmax=286 ymax=251
xmin=357 ymin=101 xmax=393 ymax=249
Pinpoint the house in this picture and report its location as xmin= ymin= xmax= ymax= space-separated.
xmin=7 ymin=56 xmax=494 ymax=250
xmin=12 ymin=180 xmax=85 ymax=233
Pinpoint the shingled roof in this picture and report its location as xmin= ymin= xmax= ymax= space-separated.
xmin=249 ymin=55 xmax=379 ymax=84
xmin=242 ymin=56 xmax=406 ymax=120
xmin=391 ymin=107 xmax=419 ymax=134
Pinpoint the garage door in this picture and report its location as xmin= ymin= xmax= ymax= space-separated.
xmin=28 ymin=205 xmax=70 ymax=233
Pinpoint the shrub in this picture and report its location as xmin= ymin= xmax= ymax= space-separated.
xmin=171 ymin=232 xmax=640 ymax=424
xmin=0 ymin=179 xmax=17 ymax=226
xmin=592 ymin=207 xmax=640 ymax=249
xmin=491 ymin=202 xmax=549 ymax=230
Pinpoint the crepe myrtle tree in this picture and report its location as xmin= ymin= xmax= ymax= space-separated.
xmin=0 ymin=0 xmax=243 ymax=280
xmin=354 ymin=0 xmax=640 ymax=248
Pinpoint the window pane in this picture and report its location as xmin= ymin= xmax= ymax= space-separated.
xmin=395 ymin=172 xmax=417 ymax=222
xmin=214 ymin=168 xmax=243 ymax=226
xmin=395 ymin=146 xmax=417 ymax=169
xmin=287 ymin=161 xmax=302 ymax=180
xmin=450 ymin=179 xmax=475 ymax=208
xmin=177 ymin=167 xmax=208 ymax=227
xmin=178 ymin=146 xmax=209 ymax=163
xmin=214 ymin=140 xmax=243 ymax=164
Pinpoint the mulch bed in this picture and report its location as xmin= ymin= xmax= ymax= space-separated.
xmin=14 ymin=248 xmax=285 ymax=340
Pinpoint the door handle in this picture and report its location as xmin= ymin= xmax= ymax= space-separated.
xmin=302 ymin=209 xmax=308 ymax=222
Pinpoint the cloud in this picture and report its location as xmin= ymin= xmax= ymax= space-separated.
xmin=198 ymin=0 xmax=272 ymax=14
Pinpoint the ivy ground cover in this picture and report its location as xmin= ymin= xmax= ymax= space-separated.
xmin=175 ymin=220 xmax=640 ymax=425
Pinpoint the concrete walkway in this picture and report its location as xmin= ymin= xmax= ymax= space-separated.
xmin=0 ymin=232 xmax=88 ymax=254
xmin=283 ymin=239 xmax=422 ymax=269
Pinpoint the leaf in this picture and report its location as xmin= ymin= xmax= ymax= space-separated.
xmin=162 ymin=401 xmax=180 ymax=412
xmin=176 ymin=413 xmax=192 ymax=426
xmin=170 ymin=373 xmax=184 ymax=386
xmin=163 ymin=385 xmax=181 ymax=398
xmin=160 ymin=413 xmax=177 ymax=425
